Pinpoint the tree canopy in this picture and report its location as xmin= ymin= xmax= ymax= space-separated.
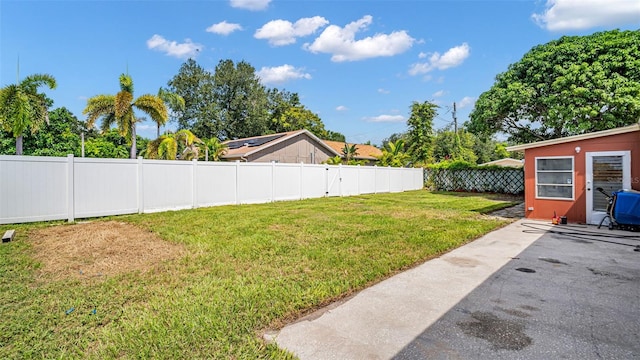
xmin=0 ymin=73 xmax=57 ymax=154
xmin=467 ymin=29 xmax=640 ymax=143
xmin=84 ymin=74 xmax=167 ymax=159
xmin=167 ymin=58 xmax=344 ymax=142
xmin=406 ymin=101 xmax=437 ymax=165
xmin=167 ymin=59 xmax=218 ymax=139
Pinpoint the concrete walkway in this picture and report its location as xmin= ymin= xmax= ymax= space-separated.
xmin=272 ymin=219 xmax=547 ymax=359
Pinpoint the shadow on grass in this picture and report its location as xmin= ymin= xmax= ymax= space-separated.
xmin=431 ymin=191 xmax=523 ymax=214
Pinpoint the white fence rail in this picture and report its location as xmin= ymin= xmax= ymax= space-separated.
xmin=0 ymin=155 xmax=424 ymax=225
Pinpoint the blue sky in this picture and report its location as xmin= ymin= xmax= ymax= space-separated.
xmin=2 ymin=0 xmax=639 ymax=145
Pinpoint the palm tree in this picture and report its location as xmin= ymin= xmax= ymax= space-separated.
xmin=324 ymin=155 xmax=343 ymax=165
xmin=176 ymin=129 xmax=203 ymax=160
xmin=83 ymin=74 xmax=167 ymax=159
xmin=201 ymin=137 xmax=227 ymax=161
xmin=378 ymin=139 xmax=410 ymax=167
xmin=145 ymin=129 xmax=202 ymax=160
xmin=0 ymin=73 xmax=57 ymax=155
xmin=157 ymin=88 xmax=185 ymax=138
xmin=146 ymin=134 xmax=178 ymax=160
xmin=342 ymin=143 xmax=359 ymax=163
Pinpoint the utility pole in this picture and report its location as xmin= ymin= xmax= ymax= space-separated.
xmin=452 ymin=102 xmax=457 ymax=134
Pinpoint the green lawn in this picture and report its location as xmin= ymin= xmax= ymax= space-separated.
xmin=0 ymin=191 xmax=517 ymax=359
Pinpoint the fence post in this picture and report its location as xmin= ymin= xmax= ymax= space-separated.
xmin=271 ymin=161 xmax=276 ymax=202
xmin=299 ymin=162 xmax=304 ymax=200
xmin=374 ymin=165 xmax=377 ymax=194
xmin=356 ymin=164 xmax=361 ymax=195
xmin=67 ymin=154 xmax=75 ymax=223
xmin=338 ymin=164 xmax=343 ymax=197
xmin=324 ymin=166 xmax=329 ymax=197
xmin=235 ymin=160 xmax=240 ymax=205
xmin=192 ymin=159 xmax=198 ymax=208
xmin=137 ymin=156 xmax=144 ymax=214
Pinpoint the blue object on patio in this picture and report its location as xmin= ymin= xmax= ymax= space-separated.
xmin=612 ymin=190 xmax=640 ymax=226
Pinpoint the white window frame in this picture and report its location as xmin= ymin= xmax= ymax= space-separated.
xmin=535 ymin=156 xmax=575 ymax=200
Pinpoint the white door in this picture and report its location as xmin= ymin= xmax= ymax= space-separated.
xmin=585 ymin=151 xmax=631 ymax=225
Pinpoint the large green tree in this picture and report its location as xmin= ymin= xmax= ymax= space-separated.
xmin=0 ymin=73 xmax=57 ymax=155
xmin=271 ymin=106 xmax=328 ymax=138
xmin=0 ymin=106 xmax=85 ymax=156
xmin=325 ymin=130 xmax=346 ymax=142
xmin=406 ymin=101 xmax=438 ymax=165
xmin=157 ymin=88 xmax=185 ymax=138
xmin=468 ymin=30 xmax=640 ymax=143
xmin=83 ymin=129 xmax=132 ymax=159
xmin=167 ymin=59 xmax=219 ymax=138
xmin=84 ymin=74 xmax=167 ymax=159
xmin=213 ymin=59 xmax=269 ymax=140
xmin=432 ymin=129 xmax=478 ymax=164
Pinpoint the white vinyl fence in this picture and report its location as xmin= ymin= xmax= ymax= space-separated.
xmin=0 ymin=155 xmax=424 ymax=225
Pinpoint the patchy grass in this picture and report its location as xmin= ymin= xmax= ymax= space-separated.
xmin=0 ymin=191 xmax=515 ymax=359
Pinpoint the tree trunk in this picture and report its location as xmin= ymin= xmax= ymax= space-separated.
xmin=130 ymin=124 xmax=137 ymax=159
xmin=15 ymin=135 xmax=23 ymax=155
xmin=157 ymin=124 xmax=160 ymax=139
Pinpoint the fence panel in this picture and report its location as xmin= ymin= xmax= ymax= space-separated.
xmin=358 ymin=166 xmax=376 ymax=194
xmin=74 ymin=158 xmax=138 ymax=218
xmin=301 ymin=164 xmax=326 ymax=199
xmin=412 ymin=168 xmax=424 ymax=190
xmin=389 ymin=168 xmax=404 ymax=192
xmin=0 ymin=155 xmax=426 ymax=224
xmin=326 ymin=166 xmax=341 ymax=197
xmin=274 ymin=163 xmax=303 ymax=201
xmin=196 ymin=162 xmax=237 ymax=206
xmin=375 ymin=167 xmax=390 ymax=193
xmin=142 ymin=160 xmax=193 ymax=212
xmin=0 ymin=156 xmax=68 ymax=224
xmin=425 ymin=168 xmax=524 ymax=194
xmin=340 ymin=166 xmax=360 ymax=196
xmin=237 ymin=163 xmax=273 ymax=204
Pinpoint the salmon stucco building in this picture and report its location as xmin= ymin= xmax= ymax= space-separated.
xmin=507 ymin=124 xmax=640 ymax=225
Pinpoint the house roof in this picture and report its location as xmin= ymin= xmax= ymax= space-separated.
xmin=506 ymin=123 xmax=640 ymax=152
xmin=221 ymin=130 xmax=341 ymax=159
xmin=323 ymin=140 xmax=383 ymax=160
xmin=479 ymin=158 xmax=524 ymax=168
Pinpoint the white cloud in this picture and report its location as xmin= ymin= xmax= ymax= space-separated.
xmin=336 ymin=105 xmax=348 ymax=111
xmin=206 ymin=21 xmax=243 ymax=35
xmin=377 ymin=88 xmax=390 ymax=94
xmin=418 ymin=52 xmax=427 ymax=59
xmin=304 ymin=15 xmax=415 ymax=62
xmin=532 ymin=0 xmax=640 ymax=31
xmin=364 ymin=114 xmax=405 ymax=123
xmin=256 ymin=64 xmax=312 ymax=85
xmin=409 ymin=43 xmax=470 ymax=75
xmin=230 ymin=0 xmax=270 ymax=11
xmin=147 ymin=34 xmax=202 ymax=59
xmin=255 ymin=16 xmax=329 ymax=46
xmin=458 ymin=96 xmax=476 ymax=108
xmin=136 ymin=124 xmax=156 ymax=131
xmin=432 ymin=90 xmax=446 ymax=98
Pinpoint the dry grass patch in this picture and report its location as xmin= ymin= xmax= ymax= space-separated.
xmin=29 ymin=221 xmax=185 ymax=280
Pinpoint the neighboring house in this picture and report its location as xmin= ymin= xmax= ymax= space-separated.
xmin=479 ymin=158 xmax=524 ymax=168
xmin=506 ymin=124 xmax=640 ymax=225
xmin=323 ymin=140 xmax=383 ymax=165
xmin=221 ymin=130 xmax=339 ymax=164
